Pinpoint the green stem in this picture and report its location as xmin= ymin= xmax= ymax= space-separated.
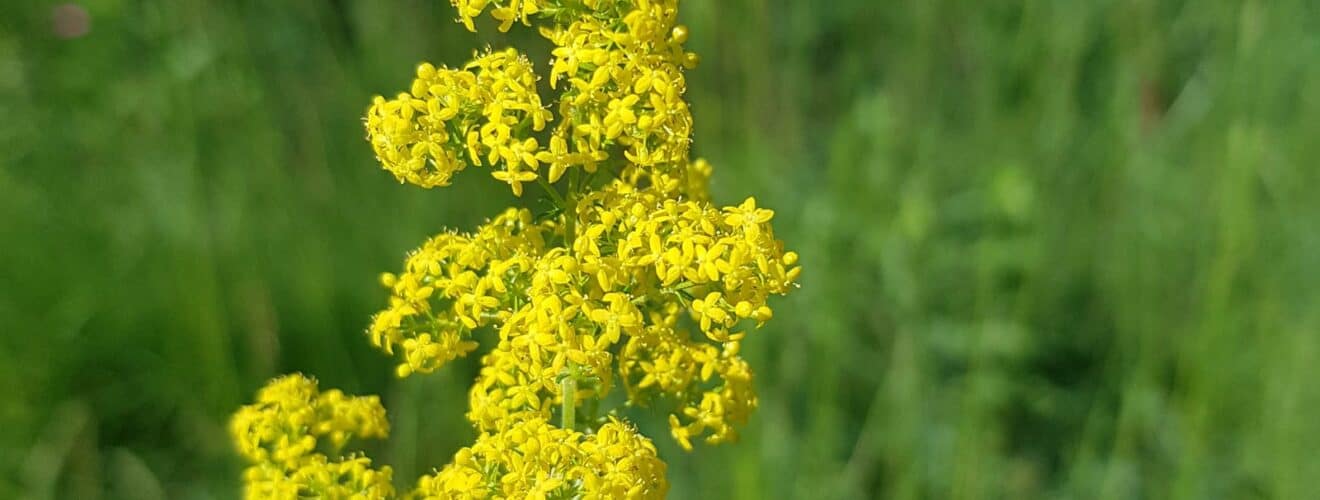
xmin=565 ymin=208 xmax=576 ymax=248
xmin=560 ymin=168 xmax=584 ymax=430
xmin=536 ymin=176 xmax=566 ymax=207
xmin=561 ymin=364 xmax=577 ymax=430
xmin=565 ymin=168 xmax=580 ymax=247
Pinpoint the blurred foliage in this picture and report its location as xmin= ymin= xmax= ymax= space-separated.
xmin=3 ymin=0 xmax=1320 ymax=498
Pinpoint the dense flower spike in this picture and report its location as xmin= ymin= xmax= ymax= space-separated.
xmin=238 ymin=0 xmax=799 ymax=497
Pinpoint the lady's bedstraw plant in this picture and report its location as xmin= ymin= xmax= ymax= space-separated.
xmin=230 ymin=1 xmax=800 ymax=498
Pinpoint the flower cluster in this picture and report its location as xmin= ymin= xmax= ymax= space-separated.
xmin=234 ymin=0 xmax=800 ymax=497
xmin=367 ymin=207 xmax=552 ymax=378
xmin=415 ymin=415 xmax=667 ymax=499
xmin=366 ymin=49 xmax=553 ymax=194
xmin=230 ymin=374 xmax=394 ymax=499
xmin=369 ymin=0 xmax=701 ymax=199
xmin=459 ymin=182 xmax=799 ymax=450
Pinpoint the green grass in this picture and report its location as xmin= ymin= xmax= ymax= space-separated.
xmin=3 ymin=0 xmax=1319 ymax=498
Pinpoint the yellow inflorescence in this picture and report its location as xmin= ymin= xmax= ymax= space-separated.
xmin=415 ymin=414 xmax=667 ymax=499
xmin=368 ymin=208 xmax=552 ymax=378
xmin=230 ymin=374 xmax=394 ymax=499
xmin=236 ymin=0 xmax=800 ymax=497
xmin=365 ymin=49 xmax=553 ymax=194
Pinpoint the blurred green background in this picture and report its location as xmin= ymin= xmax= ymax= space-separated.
xmin=3 ymin=0 xmax=1320 ymax=498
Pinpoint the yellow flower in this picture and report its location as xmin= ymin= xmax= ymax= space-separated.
xmin=587 ymin=292 xmax=642 ymax=344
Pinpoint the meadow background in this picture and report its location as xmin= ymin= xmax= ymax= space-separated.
xmin=3 ymin=1 xmax=1320 ymax=498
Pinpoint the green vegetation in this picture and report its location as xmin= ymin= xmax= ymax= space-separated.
xmin=3 ymin=1 xmax=1318 ymax=498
